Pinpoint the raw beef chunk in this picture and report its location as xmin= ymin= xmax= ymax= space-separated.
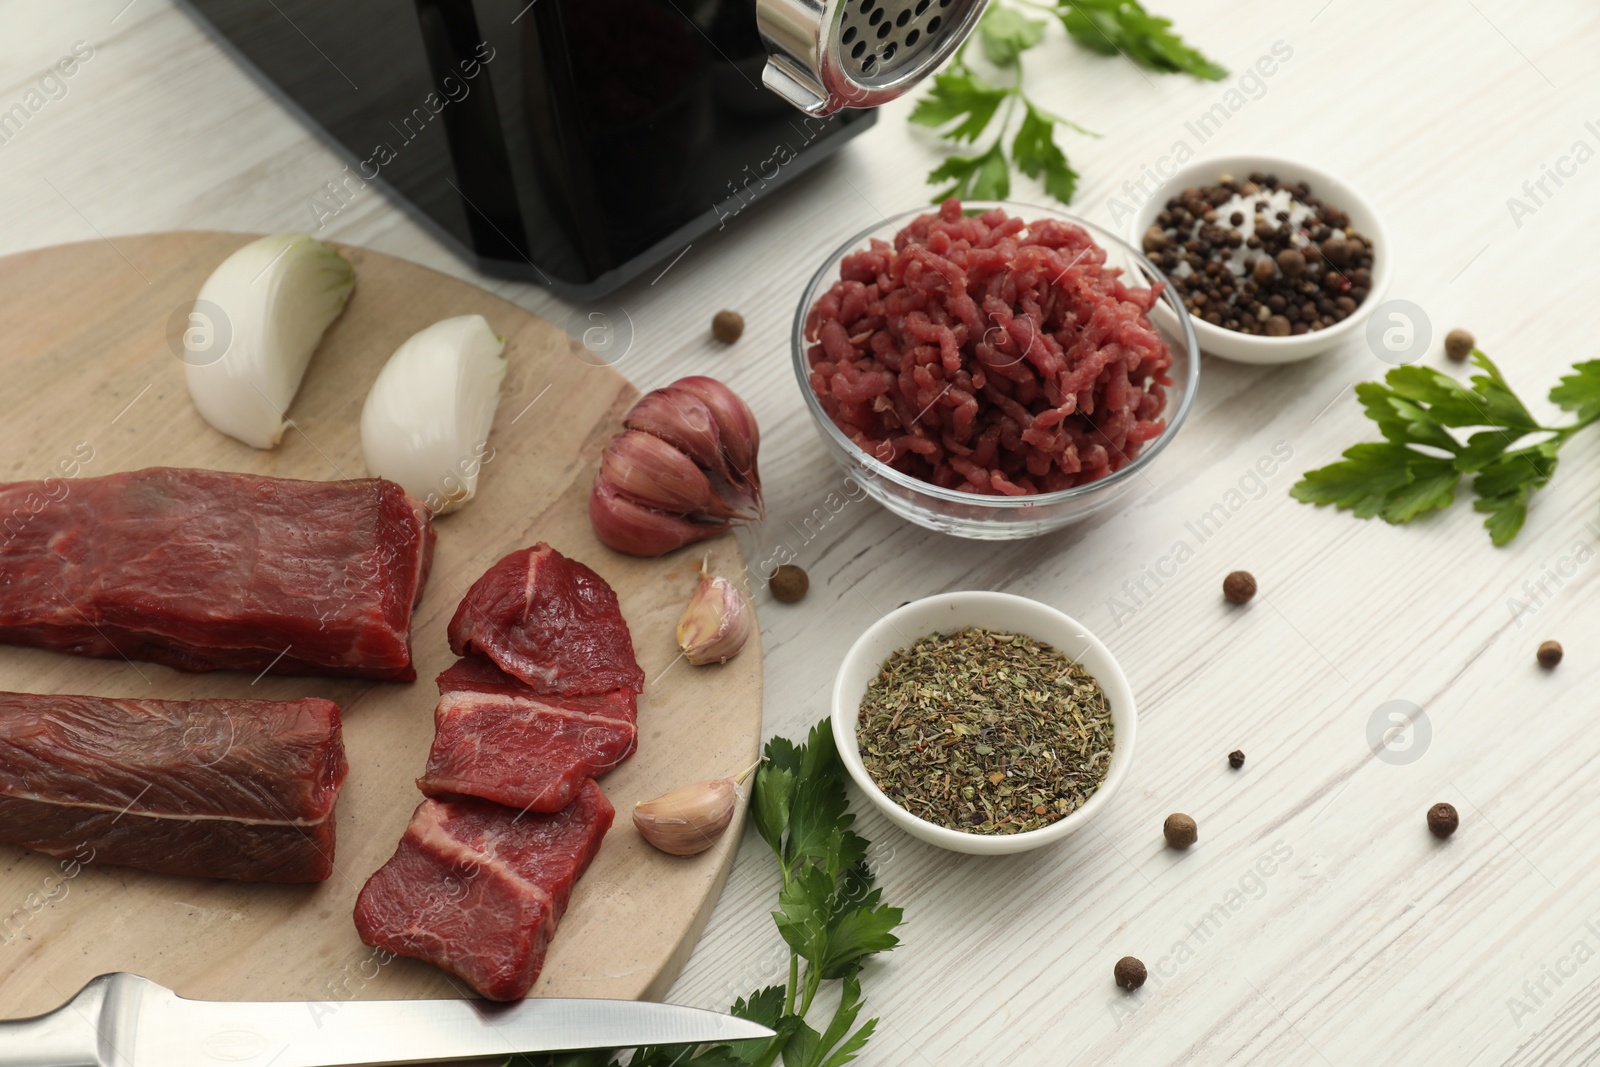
xmin=352 ymin=781 xmax=614 ymax=1000
xmin=417 ymin=655 xmax=637 ymax=813
xmin=0 ymin=467 xmax=435 ymax=681
xmin=447 ymin=543 xmax=644 ymax=695
xmin=0 ymin=690 xmax=348 ymax=882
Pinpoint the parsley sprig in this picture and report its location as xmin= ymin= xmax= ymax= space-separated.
xmin=909 ymin=0 xmax=1224 ymax=205
xmin=512 ymin=720 xmax=903 ymax=1067
xmin=1292 ymin=352 xmax=1600 ymax=544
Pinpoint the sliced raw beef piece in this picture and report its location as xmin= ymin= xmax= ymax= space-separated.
xmin=353 ymin=781 xmax=614 ymax=1000
xmin=0 ymin=467 xmax=435 ymax=681
xmin=447 ymin=543 xmax=644 ymax=695
xmin=0 ymin=690 xmax=348 ymax=883
xmin=417 ymin=655 xmax=637 ymax=813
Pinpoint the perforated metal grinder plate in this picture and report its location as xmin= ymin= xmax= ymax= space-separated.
xmin=757 ymin=0 xmax=990 ymax=114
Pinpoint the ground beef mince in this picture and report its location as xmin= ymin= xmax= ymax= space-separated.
xmin=805 ymin=199 xmax=1174 ymax=496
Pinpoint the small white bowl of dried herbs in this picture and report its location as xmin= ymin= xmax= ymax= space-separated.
xmin=832 ymin=591 xmax=1137 ymax=855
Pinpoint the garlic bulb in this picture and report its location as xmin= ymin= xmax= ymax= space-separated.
xmin=360 ymin=315 xmax=507 ymax=515
xmin=633 ymin=761 xmax=760 ymax=856
xmin=677 ymin=564 xmax=753 ymax=666
xmin=184 ymin=233 xmax=355 ymax=449
xmin=590 ymin=376 xmax=762 ymax=557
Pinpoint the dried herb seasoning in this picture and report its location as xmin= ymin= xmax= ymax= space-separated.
xmin=857 ymin=626 xmax=1114 ymax=835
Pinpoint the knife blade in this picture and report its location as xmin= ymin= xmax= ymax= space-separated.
xmin=0 ymin=973 xmax=775 ymax=1067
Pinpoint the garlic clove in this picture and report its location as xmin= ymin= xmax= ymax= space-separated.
xmin=589 ymin=480 xmax=727 ymax=557
xmin=633 ymin=760 xmax=760 ymax=857
xmin=670 ymin=377 xmax=761 ymax=496
xmin=625 ymin=389 xmax=726 ymax=479
xmin=359 ymin=314 xmax=507 ymax=515
xmin=600 ymin=430 xmax=749 ymax=520
xmin=184 ymin=233 xmax=356 ymax=449
xmin=677 ymin=565 xmax=753 ymax=666
xmin=632 ymin=777 xmax=738 ymax=856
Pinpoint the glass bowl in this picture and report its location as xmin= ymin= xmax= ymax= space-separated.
xmin=791 ymin=200 xmax=1200 ymax=540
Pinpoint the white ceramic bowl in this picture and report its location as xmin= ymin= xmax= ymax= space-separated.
xmin=1126 ymin=153 xmax=1392 ymax=365
xmin=831 ymin=591 xmax=1136 ymax=855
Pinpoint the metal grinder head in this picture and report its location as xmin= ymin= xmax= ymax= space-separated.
xmin=757 ymin=0 xmax=991 ymax=115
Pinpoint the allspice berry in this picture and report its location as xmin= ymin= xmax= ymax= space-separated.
xmin=1251 ymin=256 xmax=1276 ymax=284
xmin=1114 ymin=956 xmax=1147 ymax=991
xmin=711 ymin=310 xmax=745 ymax=344
xmin=1223 ymin=570 xmax=1257 ymax=604
xmin=768 ymin=564 xmax=809 ymax=604
xmin=1228 ymin=749 xmax=1246 ymax=770
xmin=1163 ymin=813 xmax=1198 ymax=849
xmin=1427 ymin=802 xmax=1459 ymax=839
xmin=1444 ymin=328 xmax=1475 ymax=361
xmin=1276 ymin=248 xmax=1306 ymax=276
xmin=1537 ymin=640 xmax=1563 ymax=669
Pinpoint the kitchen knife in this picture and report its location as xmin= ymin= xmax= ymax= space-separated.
xmin=0 ymin=972 xmax=775 ymax=1067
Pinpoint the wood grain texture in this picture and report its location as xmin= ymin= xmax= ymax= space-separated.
xmin=0 ymin=1 xmax=1598 ymax=1064
xmin=0 ymin=233 xmax=764 ymax=1020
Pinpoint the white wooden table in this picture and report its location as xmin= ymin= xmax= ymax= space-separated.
xmin=2 ymin=1 xmax=1598 ymax=1063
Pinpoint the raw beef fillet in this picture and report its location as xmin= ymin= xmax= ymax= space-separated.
xmin=0 ymin=467 xmax=435 ymax=681
xmin=417 ymin=655 xmax=637 ymax=813
xmin=0 ymin=690 xmax=348 ymax=882
xmin=353 ymin=781 xmax=615 ymax=1000
xmin=447 ymin=543 xmax=644 ymax=695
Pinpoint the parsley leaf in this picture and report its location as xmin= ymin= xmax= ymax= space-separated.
xmin=1291 ymin=442 xmax=1442 ymax=521
xmin=820 ymin=889 xmax=903 ymax=979
xmin=1011 ymin=103 xmax=1079 ymax=203
xmin=911 ymin=0 xmax=1221 ymax=206
xmin=1551 ymin=359 xmax=1600 ymax=424
xmin=907 ymin=70 xmax=1008 ymax=144
xmin=1295 ymin=350 xmax=1599 ymax=545
xmin=980 ymin=6 xmax=1046 ymax=67
xmin=1057 ymin=0 xmax=1226 ymax=79
xmin=927 ymin=142 xmax=1011 ymax=201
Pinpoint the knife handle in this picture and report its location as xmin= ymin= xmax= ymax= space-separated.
xmin=0 ymin=975 xmax=113 ymax=1067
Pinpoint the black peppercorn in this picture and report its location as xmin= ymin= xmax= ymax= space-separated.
xmin=1114 ymin=956 xmax=1147 ymax=991
xmin=769 ymin=564 xmax=809 ymax=604
xmin=1223 ymin=570 xmax=1257 ymax=604
xmin=1427 ymin=802 xmax=1459 ymax=839
xmin=1537 ymin=640 xmax=1563 ymax=668
xmin=1163 ymin=813 xmax=1198 ymax=849
xmin=711 ymin=310 xmax=744 ymax=344
xmin=1228 ymin=749 xmax=1245 ymax=770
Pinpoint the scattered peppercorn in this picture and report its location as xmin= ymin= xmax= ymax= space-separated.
xmin=1444 ymin=328 xmax=1475 ymax=361
xmin=768 ymin=564 xmax=809 ymax=604
xmin=711 ymin=310 xmax=744 ymax=344
xmin=1163 ymin=812 xmax=1198 ymax=849
xmin=1427 ymin=802 xmax=1459 ymax=839
xmin=1223 ymin=570 xmax=1257 ymax=604
xmin=1228 ymin=749 xmax=1245 ymax=770
xmin=1148 ymin=173 xmax=1375 ymax=337
xmin=1537 ymin=640 xmax=1563 ymax=669
xmin=1114 ymin=956 xmax=1147 ymax=991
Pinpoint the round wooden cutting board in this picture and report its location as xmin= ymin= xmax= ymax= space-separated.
xmin=0 ymin=233 xmax=763 ymax=1021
